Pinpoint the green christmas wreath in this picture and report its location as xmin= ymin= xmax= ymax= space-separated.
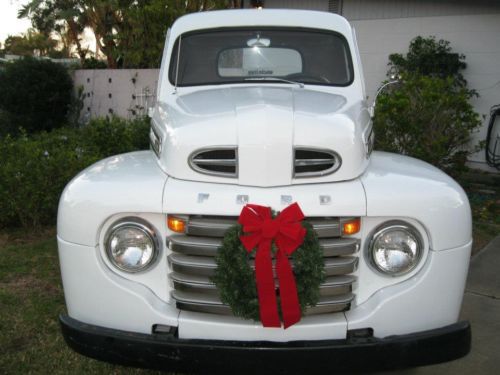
xmin=212 ymin=221 xmax=325 ymax=322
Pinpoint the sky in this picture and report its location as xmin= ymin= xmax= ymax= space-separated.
xmin=0 ymin=0 xmax=96 ymax=53
xmin=0 ymin=0 xmax=31 ymax=43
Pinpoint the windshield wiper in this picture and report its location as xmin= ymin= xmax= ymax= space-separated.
xmin=244 ymin=77 xmax=304 ymax=88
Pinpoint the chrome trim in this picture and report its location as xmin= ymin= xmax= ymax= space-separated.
xmin=168 ymin=234 xmax=359 ymax=257
xmin=293 ymin=147 xmax=342 ymax=178
xmin=104 ymin=217 xmax=160 ymax=273
xmin=366 ymin=221 xmax=424 ymax=277
xmin=324 ymin=257 xmax=358 ymax=276
xmin=149 ymin=123 xmax=162 ymax=158
xmin=168 ymin=235 xmax=221 ymax=256
xmin=181 ymin=216 xmax=351 ymax=239
xmin=168 ymin=214 xmax=360 ymax=317
xmin=321 ymin=238 xmax=360 ymax=257
xmin=188 ymin=146 xmax=238 ymax=178
xmin=169 ymin=253 xmax=358 ymax=278
xmin=186 ymin=216 xmax=236 ymax=237
xmin=308 ymin=217 xmax=341 ymax=238
xmin=171 ymin=290 xmax=354 ymax=316
xmin=364 ymin=126 xmax=374 ymax=159
xmin=170 ymin=272 xmax=355 ymax=297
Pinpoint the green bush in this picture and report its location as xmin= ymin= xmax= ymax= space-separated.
xmin=0 ymin=57 xmax=73 ymax=135
xmin=374 ymin=75 xmax=482 ymax=174
xmin=388 ymin=36 xmax=467 ymax=86
xmin=79 ymin=116 xmax=151 ymax=156
xmin=374 ymin=37 xmax=482 ymax=175
xmin=0 ymin=117 xmax=150 ymax=229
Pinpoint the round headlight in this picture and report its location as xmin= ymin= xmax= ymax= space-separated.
xmin=369 ymin=222 xmax=423 ymax=276
xmin=105 ymin=219 xmax=159 ymax=273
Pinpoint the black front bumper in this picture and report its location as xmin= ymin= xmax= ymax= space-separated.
xmin=60 ymin=315 xmax=470 ymax=374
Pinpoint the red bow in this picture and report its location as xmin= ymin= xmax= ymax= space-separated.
xmin=239 ymin=202 xmax=306 ymax=329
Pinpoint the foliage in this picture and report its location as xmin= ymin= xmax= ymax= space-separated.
xmin=81 ymin=56 xmax=107 ymax=69
xmin=374 ymin=37 xmax=482 ymax=175
xmin=2 ymin=31 xmax=59 ymax=57
xmin=374 ymin=75 xmax=482 ymax=174
xmin=115 ymin=0 xmax=241 ymax=68
xmin=212 ymin=222 xmax=325 ymax=322
xmin=19 ymin=0 xmax=89 ymax=61
xmin=0 ymin=57 xmax=73 ymax=135
xmin=79 ymin=116 xmax=151 ymax=156
xmin=0 ymin=117 xmax=150 ymax=230
xmin=19 ymin=0 xmax=243 ymax=68
xmin=388 ymin=36 xmax=467 ymax=86
xmin=0 ymin=129 xmax=94 ymax=229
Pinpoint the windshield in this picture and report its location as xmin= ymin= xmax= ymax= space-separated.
xmin=169 ymin=28 xmax=354 ymax=87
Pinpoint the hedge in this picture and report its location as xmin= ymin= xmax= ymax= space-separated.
xmin=0 ymin=117 xmax=150 ymax=230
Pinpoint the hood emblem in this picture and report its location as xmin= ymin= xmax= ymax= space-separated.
xmin=197 ymin=193 xmax=210 ymax=203
xmin=319 ymin=195 xmax=332 ymax=205
xmin=236 ymin=195 xmax=249 ymax=205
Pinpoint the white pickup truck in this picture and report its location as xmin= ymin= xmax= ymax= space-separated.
xmin=57 ymin=9 xmax=471 ymax=373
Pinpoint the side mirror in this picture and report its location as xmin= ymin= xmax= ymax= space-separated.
xmin=369 ymin=75 xmax=401 ymax=119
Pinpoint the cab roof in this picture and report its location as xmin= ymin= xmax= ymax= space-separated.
xmin=170 ymin=9 xmax=353 ymax=38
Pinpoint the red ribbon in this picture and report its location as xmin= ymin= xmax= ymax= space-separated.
xmin=238 ymin=202 xmax=306 ymax=329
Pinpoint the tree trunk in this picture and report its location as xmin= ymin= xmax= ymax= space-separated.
xmin=66 ymin=19 xmax=87 ymax=61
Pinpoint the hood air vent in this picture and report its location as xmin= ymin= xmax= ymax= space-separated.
xmin=189 ymin=147 xmax=238 ymax=178
xmin=294 ymin=148 xmax=342 ymax=178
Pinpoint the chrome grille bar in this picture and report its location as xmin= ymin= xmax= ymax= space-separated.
xmin=168 ymin=215 xmax=359 ymax=317
xmin=169 ymin=253 xmax=358 ymax=277
xmin=171 ymin=290 xmax=355 ymax=316
xmin=168 ymin=234 xmax=360 ymax=257
xmin=184 ymin=216 xmax=348 ymax=238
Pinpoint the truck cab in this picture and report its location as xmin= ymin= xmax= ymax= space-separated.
xmin=58 ymin=9 xmax=471 ymax=373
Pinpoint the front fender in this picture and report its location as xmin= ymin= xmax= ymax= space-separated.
xmin=361 ymin=151 xmax=472 ymax=250
xmin=57 ymin=151 xmax=168 ymax=246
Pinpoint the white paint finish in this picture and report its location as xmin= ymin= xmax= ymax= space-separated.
xmin=58 ymin=238 xmax=178 ymax=333
xmin=351 ymin=13 xmax=500 ymax=167
xmin=160 ymin=10 xmax=365 ymax=101
xmin=343 ymin=0 xmax=500 ymax=21
xmin=360 ymin=152 xmax=472 ymax=251
xmin=97 ymin=213 xmax=171 ymax=302
xmin=57 ymin=151 xmax=167 ymax=246
xmin=346 ymin=242 xmax=471 ymax=338
xmin=155 ymin=86 xmax=370 ymax=186
xmin=354 ymin=216 xmax=430 ymax=305
xmin=162 ymin=175 xmax=366 ymax=217
xmin=178 ymin=310 xmax=347 ymax=341
xmin=73 ymin=69 xmax=159 ymax=120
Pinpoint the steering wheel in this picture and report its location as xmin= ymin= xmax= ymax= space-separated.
xmin=285 ymin=73 xmax=331 ymax=84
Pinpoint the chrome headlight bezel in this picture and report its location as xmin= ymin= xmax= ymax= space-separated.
xmin=367 ymin=220 xmax=424 ymax=277
xmin=104 ymin=218 xmax=160 ymax=273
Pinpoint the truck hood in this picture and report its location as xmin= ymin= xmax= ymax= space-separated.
xmin=154 ymin=86 xmax=370 ymax=187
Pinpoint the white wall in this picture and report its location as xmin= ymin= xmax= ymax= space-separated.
xmin=72 ymin=5 xmax=500 ymax=170
xmin=73 ymin=69 xmax=159 ymax=121
xmin=352 ymin=13 xmax=500 ymax=170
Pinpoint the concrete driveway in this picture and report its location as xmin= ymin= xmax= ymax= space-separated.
xmin=382 ymin=235 xmax=500 ymax=374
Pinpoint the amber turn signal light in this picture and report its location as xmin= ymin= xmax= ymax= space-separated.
xmin=167 ymin=216 xmax=186 ymax=233
xmin=342 ymin=218 xmax=361 ymax=235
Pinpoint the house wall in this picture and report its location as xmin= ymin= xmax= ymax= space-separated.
xmin=263 ymin=0 xmax=500 ymax=170
xmin=350 ymin=12 xmax=500 ymax=170
xmin=73 ymin=69 xmax=159 ymax=121
xmin=343 ymin=0 xmax=500 ymax=20
xmin=75 ymin=1 xmax=500 ymax=170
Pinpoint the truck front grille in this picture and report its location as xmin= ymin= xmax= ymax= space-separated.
xmin=189 ymin=148 xmax=237 ymax=177
xmin=168 ymin=215 xmax=358 ymax=316
xmin=293 ymin=148 xmax=342 ymax=178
